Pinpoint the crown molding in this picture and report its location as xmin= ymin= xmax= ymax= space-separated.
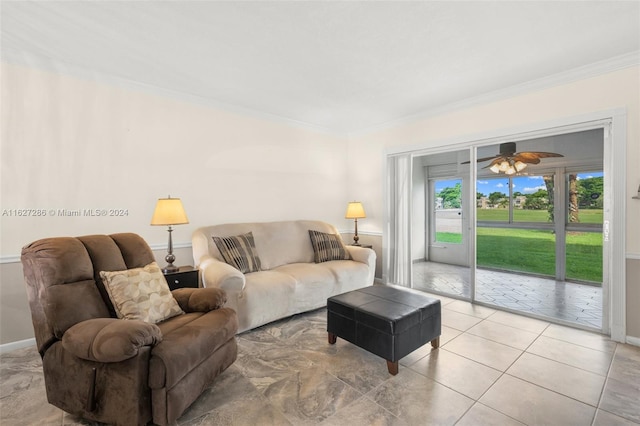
xmin=1 ymin=49 xmax=342 ymax=138
xmin=4 ymin=48 xmax=637 ymax=139
xmin=349 ymin=51 xmax=640 ymax=138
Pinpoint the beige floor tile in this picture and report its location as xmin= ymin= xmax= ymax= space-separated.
xmin=439 ymin=325 xmax=463 ymax=346
xmin=609 ymin=344 xmax=640 ymax=385
xmin=427 ymin=293 xmax=458 ymax=306
xmin=443 ymin=300 xmax=496 ymax=319
xmin=456 ymin=403 xmax=525 ymax=426
xmin=441 ymin=309 xmax=483 ymax=331
xmin=263 ymin=367 xmax=362 ymax=424
xmin=480 ymin=375 xmax=596 ymax=425
xmin=410 ymin=348 xmax=501 ymax=400
xmin=592 ymin=409 xmax=640 ymax=426
xmin=616 ymin=343 xmax=640 ymax=362
xmin=442 ymin=333 xmax=522 ymax=371
xmin=599 ymin=377 xmax=640 ymax=424
xmin=527 ymin=335 xmax=613 ymax=376
xmin=486 ymin=310 xmax=550 ymax=334
xmin=367 ymin=369 xmax=473 ymax=425
xmin=319 ymin=396 xmax=408 ymax=426
xmin=506 ymin=352 xmax=606 ymax=406
xmin=542 ymin=323 xmax=616 ymax=353
xmin=400 ymin=325 xmax=463 ymax=367
xmin=467 ymin=320 xmax=540 ymax=350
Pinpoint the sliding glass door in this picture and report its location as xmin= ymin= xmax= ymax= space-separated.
xmin=389 ymin=126 xmax=609 ymax=332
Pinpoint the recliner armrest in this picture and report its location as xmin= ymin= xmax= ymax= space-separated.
xmin=62 ymin=318 xmax=162 ymax=363
xmin=172 ymin=287 xmax=228 ymax=312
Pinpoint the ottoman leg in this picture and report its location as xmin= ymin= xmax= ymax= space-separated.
xmin=328 ymin=332 xmax=337 ymax=344
xmin=386 ymin=360 xmax=398 ymax=375
xmin=431 ymin=337 xmax=440 ymax=349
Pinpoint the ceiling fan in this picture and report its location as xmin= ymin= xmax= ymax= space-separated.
xmin=463 ymin=142 xmax=564 ymax=175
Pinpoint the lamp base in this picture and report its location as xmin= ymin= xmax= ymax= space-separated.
xmin=163 ymin=249 xmax=177 ymax=273
xmin=162 ymin=264 xmax=179 ymax=274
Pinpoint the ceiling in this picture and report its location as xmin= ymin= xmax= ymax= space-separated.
xmin=2 ymin=1 xmax=639 ymax=135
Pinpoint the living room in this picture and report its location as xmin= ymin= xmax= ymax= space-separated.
xmin=1 ymin=2 xmax=640 ymax=425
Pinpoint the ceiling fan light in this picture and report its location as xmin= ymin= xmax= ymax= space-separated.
xmin=489 ymin=164 xmax=501 ymax=173
xmin=514 ymin=161 xmax=527 ymax=172
xmin=498 ymin=160 xmax=510 ymax=172
xmin=505 ymin=166 xmax=516 ymax=175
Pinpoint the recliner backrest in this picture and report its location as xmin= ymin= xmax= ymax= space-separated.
xmin=21 ymin=233 xmax=156 ymax=357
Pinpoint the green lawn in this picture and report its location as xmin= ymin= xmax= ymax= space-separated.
xmin=435 ymin=227 xmax=603 ymax=283
xmin=435 ymin=232 xmax=462 ymax=244
xmin=477 ymin=208 xmax=603 ymax=224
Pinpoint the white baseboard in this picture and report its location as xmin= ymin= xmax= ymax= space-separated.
xmin=626 ymin=335 xmax=640 ymax=347
xmin=0 ymin=338 xmax=36 ymax=354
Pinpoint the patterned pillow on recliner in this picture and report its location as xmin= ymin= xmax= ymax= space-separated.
xmin=100 ymin=262 xmax=184 ymax=324
xmin=213 ymin=231 xmax=262 ymax=273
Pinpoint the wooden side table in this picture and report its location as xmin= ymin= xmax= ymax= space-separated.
xmin=163 ymin=266 xmax=199 ymax=290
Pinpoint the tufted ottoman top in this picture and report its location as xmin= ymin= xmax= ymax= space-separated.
xmin=327 ymin=284 xmax=440 ymax=335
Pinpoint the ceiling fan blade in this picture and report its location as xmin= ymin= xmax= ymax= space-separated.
xmin=482 ymin=158 xmax=504 ymax=169
xmin=513 ymin=153 xmax=541 ymax=164
xmin=527 ymin=151 xmax=564 ymax=158
xmin=515 ymin=151 xmax=564 ymax=162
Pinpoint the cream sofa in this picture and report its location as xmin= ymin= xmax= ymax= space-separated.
xmin=192 ymin=220 xmax=376 ymax=333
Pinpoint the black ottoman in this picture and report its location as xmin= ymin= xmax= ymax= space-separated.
xmin=327 ymin=284 xmax=441 ymax=375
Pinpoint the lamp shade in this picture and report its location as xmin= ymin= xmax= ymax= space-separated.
xmin=150 ymin=197 xmax=189 ymax=226
xmin=345 ymin=202 xmax=366 ymax=219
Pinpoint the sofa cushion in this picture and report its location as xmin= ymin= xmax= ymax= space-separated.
xmin=100 ymin=262 xmax=184 ymax=324
xmin=213 ymin=232 xmax=262 ymax=273
xmin=308 ymin=230 xmax=350 ymax=263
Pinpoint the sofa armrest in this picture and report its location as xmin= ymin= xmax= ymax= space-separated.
xmin=346 ymin=245 xmax=375 ymax=266
xmin=172 ymin=287 xmax=228 ymax=312
xmin=199 ymin=255 xmax=246 ymax=294
xmin=62 ymin=318 xmax=162 ymax=363
xmin=346 ymin=245 xmax=377 ymax=284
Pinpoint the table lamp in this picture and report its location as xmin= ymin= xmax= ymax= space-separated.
xmin=345 ymin=201 xmax=366 ymax=246
xmin=151 ymin=196 xmax=189 ymax=273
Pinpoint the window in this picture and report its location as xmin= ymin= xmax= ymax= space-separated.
xmin=434 ymin=179 xmax=462 ymax=244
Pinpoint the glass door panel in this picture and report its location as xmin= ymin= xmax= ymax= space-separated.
xmin=565 ymin=171 xmax=603 ymax=284
xmin=434 ymin=179 xmax=463 ymax=244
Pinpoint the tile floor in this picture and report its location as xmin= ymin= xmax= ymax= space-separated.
xmin=1 ymin=292 xmax=639 ymax=426
xmin=412 ymin=261 xmax=603 ymax=329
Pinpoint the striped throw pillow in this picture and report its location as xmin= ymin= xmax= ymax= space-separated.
xmin=308 ymin=230 xmax=350 ymax=263
xmin=213 ymin=232 xmax=262 ymax=273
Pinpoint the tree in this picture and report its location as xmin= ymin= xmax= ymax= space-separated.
xmin=438 ymin=183 xmax=461 ymax=209
xmin=577 ymin=176 xmax=604 ymax=209
xmin=488 ymin=191 xmax=506 ymax=207
xmin=568 ymin=174 xmax=579 ymax=223
xmin=524 ymin=189 xmax=549 ymax=212
xmin=543 ymin=175 xmax=554 ymax=222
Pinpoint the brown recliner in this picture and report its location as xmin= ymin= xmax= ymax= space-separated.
xmin=21 ymin=233 xmax=238 ymax=426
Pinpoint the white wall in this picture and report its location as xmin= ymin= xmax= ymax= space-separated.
xmin=0 ymin=62 xmax=351 ymax=345
xmin=348 ymin=66 xmax=640 ymax=339
xmin=0 ymin=63 xmax=350 ymax=255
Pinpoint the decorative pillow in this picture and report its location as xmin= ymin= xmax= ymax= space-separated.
xmin=213 ymin=231 xmax=262 ymax=273
xmin=308 ymin=230 xmax=350 ymax=263
xmin=99 ymin=262 xmax=184 ymax=324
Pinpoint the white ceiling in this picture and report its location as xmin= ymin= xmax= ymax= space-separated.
xmin=2 ymin=1 xmax=639 ymax=135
